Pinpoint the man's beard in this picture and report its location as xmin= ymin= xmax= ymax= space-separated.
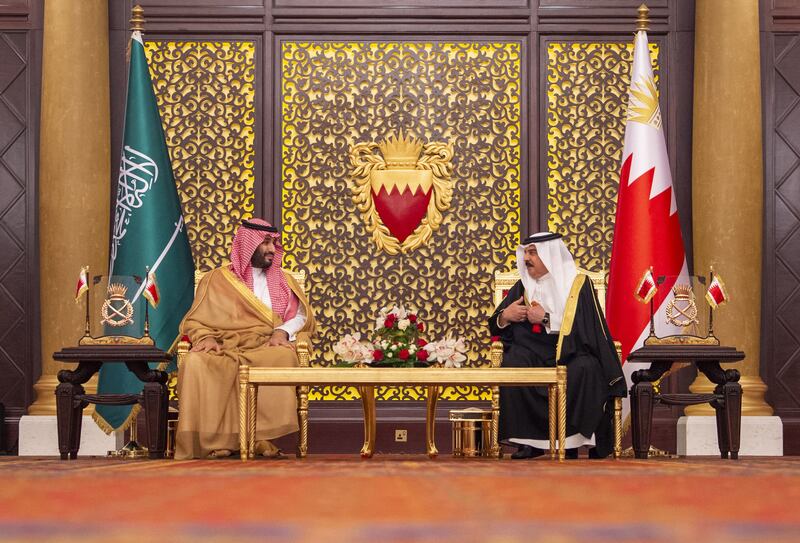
xmin=252 ymin=255 xmax=274 ymax=268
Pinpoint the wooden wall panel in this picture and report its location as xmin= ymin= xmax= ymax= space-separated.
xmin=762 ymin=0 xmax=800 ymax=455
xmin=0 ymin=0 xmax=40 ymax=453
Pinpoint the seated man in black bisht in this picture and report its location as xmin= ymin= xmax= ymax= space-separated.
xmin=489 ymin=232 xmax=626 ymax=459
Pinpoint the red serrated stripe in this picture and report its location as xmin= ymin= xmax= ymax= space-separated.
xmin=607 ymin=154 xmax=686 ymax=363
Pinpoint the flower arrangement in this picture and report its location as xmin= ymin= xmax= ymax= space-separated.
xmin=333 ymin=305 xmax=467 ymax=368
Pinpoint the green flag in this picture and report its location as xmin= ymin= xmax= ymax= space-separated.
xmin=95 ymin=31 xmax=194 ymax=432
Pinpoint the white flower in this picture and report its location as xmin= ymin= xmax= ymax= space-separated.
xmin=333 ymin=333 xmax=375 ymax=365
xmin=398 ymin=319 xmax=410 ymax=331
xmin=391 ymin=305 xmax=409 ymax=320
xmin=426 ymin=336 xmax=467 ymax=368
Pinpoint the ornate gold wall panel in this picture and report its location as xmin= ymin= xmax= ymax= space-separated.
xmin=281 ymin=41 xmax=522 ymax=401
xmin=145 ymin=41 xmax=256 ymax=272
xmin=546 ymin=41 xmax=659 ymax=272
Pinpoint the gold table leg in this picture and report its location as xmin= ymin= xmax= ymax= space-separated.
xmin=425 ymin=385 xmax=440 ymax=458
xmin=247 ymin=383 xmax=257 ymax=460
xmin=614 ymin=396 xmax=622 ymax=459
xmin=548 ymin=383 xmax=557 ymax=459
xmin=489 ymin=341 xmax=503 ymax=459
xmin=557 ymin=365 xmax=567 ymax=462
xmin=238 ymin=365 xmax=249 ymax=462
xmin=297 ymin=340 xmax=310 ymax=459
xmin=297 ymin=384 xmax=309 ymax=458
xmin=490 ymin=384 xmax=501 ymax=458
xmin=359 ymin=386 xmax=376 ymax=458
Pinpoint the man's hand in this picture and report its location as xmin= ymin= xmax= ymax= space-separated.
xmin=500 ymin=296 xmax=528 ymax=325
xmin=191 ymin=337 xmax=221 ymax=353
xmin=268 ymin=329 xmax=295 ymax=350
xmin=527 ymin=302 xmax=546 ymax=324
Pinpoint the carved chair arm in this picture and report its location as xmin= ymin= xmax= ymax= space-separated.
xmin=176 ymin=337 xmax=191 ymax=372
xmin=296 ymin=331 xmax=313 ymax=368
xmin=490 ymin=340 xmax=503 ymax=368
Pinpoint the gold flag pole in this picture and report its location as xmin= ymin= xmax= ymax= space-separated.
xmin=83 ymin=266 xmax=91 ymax=339
xmin=708 ymin=265 xmax=715 ymax=338
xmin=636 ymin=3 xmax=650 ymax=33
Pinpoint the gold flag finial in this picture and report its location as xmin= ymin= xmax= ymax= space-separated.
xmin=636 ymin=3 xmax=650 ymax=32
xmin=131 ymin=5 xmax=145 ymax=33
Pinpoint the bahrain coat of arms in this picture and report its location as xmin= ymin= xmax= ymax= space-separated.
xmin=349 ymin=132 xmax=455 ymax=255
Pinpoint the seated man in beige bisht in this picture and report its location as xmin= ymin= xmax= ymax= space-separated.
xmin=175 ymin=218 xmax=315 ymax=459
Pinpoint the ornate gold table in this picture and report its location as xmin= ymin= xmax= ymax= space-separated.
xmin=237 ymin=366 xmax=567 ymax=461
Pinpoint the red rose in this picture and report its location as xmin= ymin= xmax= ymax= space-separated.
xmin=417 ymin=349 xmax=429 ymax=361
xmin=398 ymin=349 xmax=410 ymax=360
xmin=417 ymin=338 xmax=427 ymax=347
xmin=408 ymin=314 xmax=417 ymax=323
xmin=384 ymin=317 xmax=395 ymax=328
xmin=417 ymin=322 xmax=425 ymax=332
xmin=372 ymin=349 xmax=384 ymax=361
xmin=490 ymin=335 xmax=500 ymax=343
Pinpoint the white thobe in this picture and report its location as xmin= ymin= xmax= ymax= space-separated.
xmin=252 ymin=268 xmax=307 ymax=341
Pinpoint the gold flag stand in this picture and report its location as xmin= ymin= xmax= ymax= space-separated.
xmin=108 ymin=415 xmax=149 ymax=459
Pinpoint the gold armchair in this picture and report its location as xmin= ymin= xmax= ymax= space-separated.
xmin=175 ymin=266 xmax=313 ymax=457
xmin=491 ymin=269 xmax=623 ymax=459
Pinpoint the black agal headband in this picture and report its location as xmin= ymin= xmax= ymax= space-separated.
xmin=521 ymin=232 xmax=562 ymax=245
xmin=242 ymin=220 xmax=278 ymax=233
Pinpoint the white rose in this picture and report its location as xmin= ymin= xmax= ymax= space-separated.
xmin=398 ymin=319 xmax=410 ymax=330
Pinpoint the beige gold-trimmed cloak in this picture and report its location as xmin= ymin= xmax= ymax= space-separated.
xmin=175 ymin=266 xmax=315 ymax=459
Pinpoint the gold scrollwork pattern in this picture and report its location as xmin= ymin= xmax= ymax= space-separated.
xmin=144 ymin=41 xmax=256 ymax=272
xmin=281 ymin=41 xmax=522 ymax=400
xmin=546 ymin=41 xmax=660 ymax=272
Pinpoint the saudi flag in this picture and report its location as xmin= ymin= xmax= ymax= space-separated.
xmin=95 ymin=31 xmax=194 ymax=432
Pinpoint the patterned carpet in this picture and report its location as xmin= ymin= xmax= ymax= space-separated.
xmin=1 ymin=456 xmax=799 ymax=542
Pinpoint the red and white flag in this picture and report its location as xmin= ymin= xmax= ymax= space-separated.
xmin=706 ymin=274 xmax=728 ymax=308
xmin=75 ymin=266 xmax=89 ymax=302
xmin=143 ymin=271 xmax=160 ymax=308
xmin=634 ymin=268 xmax=658 ymax=304
xmin=606 ymin=29 xmax=689 ymax=412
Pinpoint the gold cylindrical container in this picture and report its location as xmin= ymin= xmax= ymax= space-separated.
xmin=450 ymin=408 xmax=492 ymax=457
xmin=463 ymin=421 xmax=478 ymax=456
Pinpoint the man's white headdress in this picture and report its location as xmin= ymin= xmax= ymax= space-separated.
xmin=516 ymin=232 xmax=577 ymax=331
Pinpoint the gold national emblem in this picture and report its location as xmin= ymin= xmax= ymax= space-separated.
xmin=349 ymin=132 xmax=455 ymax=255
xmin=101 ymin=283 xmax=135 ymax=327
xmin=665 ymin=284 xmax=699 ymax=328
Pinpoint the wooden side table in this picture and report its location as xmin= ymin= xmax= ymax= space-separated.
xmin=53 ymin=342 xmax=171 ymax=460
xmin=628 ymin=344 xmax=745 ymax=459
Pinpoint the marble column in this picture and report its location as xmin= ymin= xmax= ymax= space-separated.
xmin=688 ymin=0 xmax=772 ymax=417
xmin=29 ymin=0 xmax=110 ymax=415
